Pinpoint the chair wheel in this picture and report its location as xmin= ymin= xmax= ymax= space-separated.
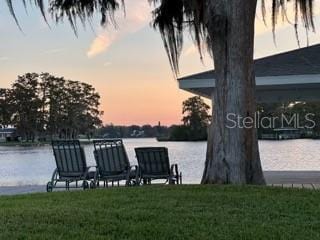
xmin=46 ymin=182 xmax=53 ymax=192
xmin=83 ymin=181 xmax=89 ymax=190
xmin=90 ymin=181 xmax=96 ymax=189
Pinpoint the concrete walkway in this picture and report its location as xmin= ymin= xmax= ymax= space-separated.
xmin=0 ymin=185 xmax=45 ymax=196
xmin=1 ymin=171 xmax=320 ymax=196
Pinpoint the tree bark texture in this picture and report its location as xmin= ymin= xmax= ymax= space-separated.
xmin=202 ymin=0 xmax=265 ymax=184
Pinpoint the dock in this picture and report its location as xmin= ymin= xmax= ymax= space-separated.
xmin=264 ymin=171 xmax=320 ymax=189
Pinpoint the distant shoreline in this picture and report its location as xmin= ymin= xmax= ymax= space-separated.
xmin=0 ymin=141 xmax=50 ymax=147
xmin=1 ymin=137 xmax=318 ymax=147
xmin=0 ymin=139 xmax=95 ymax=147
xmin=0 ymin=138 xmax=160 ymax=147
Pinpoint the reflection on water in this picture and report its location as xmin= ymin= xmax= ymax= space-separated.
xmin=0 ymin=138 xmax=320 ymax=186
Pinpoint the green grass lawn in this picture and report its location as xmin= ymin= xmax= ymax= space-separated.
xmin=1 ymin=185 xmax=320 ymax=240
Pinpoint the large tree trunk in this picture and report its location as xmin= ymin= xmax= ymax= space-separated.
xmin=202 ymin=0 xmax=265 ymax=184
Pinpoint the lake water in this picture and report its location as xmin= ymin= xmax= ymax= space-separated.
xmin=1 ymin=138 xmax=320 ymax=186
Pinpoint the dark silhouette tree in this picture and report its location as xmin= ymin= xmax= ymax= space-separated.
xmin=182 ymin=96 xmax=211 ymax=127
xmin=10 ymin=73 xmax=43 ymax=141
xmin=6 ymin=0 xmax=316 ymax=184
xmin=0 ymin=88 xmax=14 ymax=128
xmin=182 ymin=96 xmax=210 ymax=139
xmin=5 ymin=72 xmax=102 ymax=140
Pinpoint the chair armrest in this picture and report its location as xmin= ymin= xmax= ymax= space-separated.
xmin=170 ymin=164 xmax=182 ymax=184
xmin=125 ymin=165 xmax=139 ymax=174
xmin=170 ymin=164 xmax=179 ymax=176
xmin=129 ymin=165 xmax=139 ymax=177
xmin=86 ymin=165 xmax=97 ymax=173
xmin=125 ymin=165 xmax=140 ymax=186
xmin=85 ymin=166 xmax=97 ymax=180
xmin=87 ymin=165 xmax=96 ymax=170
xmin=129 ymin=165 xmax=138 ymax=170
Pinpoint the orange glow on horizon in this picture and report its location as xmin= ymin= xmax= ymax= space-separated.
xmin=1 ymin=1 xmax=319 ymax=127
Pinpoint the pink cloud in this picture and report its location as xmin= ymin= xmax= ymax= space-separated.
xmin=87 ymin=1 xmax=152 ymax=58
xmin=87 ymin=34 xmax=116 ymax=57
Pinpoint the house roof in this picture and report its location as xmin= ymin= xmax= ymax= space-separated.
xmin=178 ymin=44 xmax=320 ymax=81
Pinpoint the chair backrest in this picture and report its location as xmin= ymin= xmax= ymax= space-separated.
xmin=93 ymin=139 xmax=130 ymax=176
xmin=135 ymin=147 xmax=170 ymax=177
xmin=52 ymin=140 xmax=87 ymax=178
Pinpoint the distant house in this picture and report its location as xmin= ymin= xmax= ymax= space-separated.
xmin=130 ymin=130 xmax=145 ymax=138
xmin=261 ymin=128 xmax=301 ymax=140
xmin=0 ymin=127 xmax=16 ymax=142
xmin=276 ymin=128 xmax=318 ymax=140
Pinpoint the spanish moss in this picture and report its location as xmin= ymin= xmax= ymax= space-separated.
xmin=6 ymin=0 xmax=317 ymax=73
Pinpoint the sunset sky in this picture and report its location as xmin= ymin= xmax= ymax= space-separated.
xmin=1 ymin=1 xmax=320 ymax=126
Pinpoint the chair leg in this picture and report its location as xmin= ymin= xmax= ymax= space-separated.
xmin=125 ymin=178 xmax=130 ymax=186
xmin=48 ymin=168 xmax=58 ymax=192
xmin=169 ymin=175 xmax=176 ymax=184
xmin=46 ymin=181 xmax=53 ymax=192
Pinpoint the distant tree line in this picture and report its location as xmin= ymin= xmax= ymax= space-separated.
xmin=97 ymin=99 xmax=320 ymax=141
xmin=97 ymin=97 xmax=211 ymax=141
xmin=96 ymin=124 xmax=170 ymax=139
xmin=0 ymin=73 xmax=103 ymax=141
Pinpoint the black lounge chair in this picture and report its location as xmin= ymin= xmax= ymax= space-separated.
xmin=93 ymin=139 xmax=138 ymax=187
xmin=47 ymin=140 xmax=95 ymax=192
xmin=135 ymin=147 xmax=182 ymax=185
